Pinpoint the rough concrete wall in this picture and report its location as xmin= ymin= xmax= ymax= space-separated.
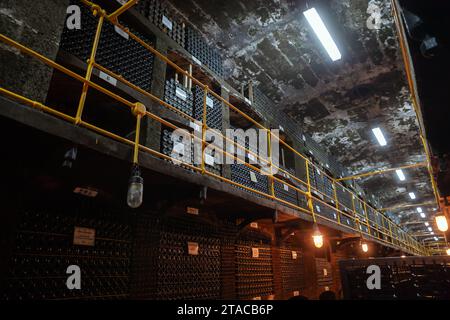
xmin=0 ymin=0 xmax=69 ymax=102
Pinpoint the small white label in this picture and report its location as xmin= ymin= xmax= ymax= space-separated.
xmin=323 ymin=268 xmax=328 ymax=276
xmin=325 ymin=286 xmax=330 ymax=291
xmin=73 ymin=187 xmax=98 ymax=198
xmin=244 ymin=97 xmax=252 ymax=105
xmin=189 ymin=121 xmax=201 ymax=132
xmin=316 ymin=205 xmax=321 ymax=213
xmin=250 ymin=222 xmax=258 ymax=229
xmin=253 ymin=296 xmax=261 ymax=300
xmin=316 ymin=168 xmax=321 ymax=175
xmin=293 ymin=291 xmax=300 ymax=297
xmin=73 ymin=227 xmax=95 ymax=246
xmin=188 ymin=242 xmax=199 ymax=255
xmin=114 ymin=26 xmax=129 ymax=39
xmin=176 ymin=87 xmax=187 ymax=101
xmin=302 ymin=135 xmax=306 ymax=141
xmin=192 ymin=55 xmax=202 ymax=66
xmin=187 ymin=207 xmax=199 ymax=215
xmin=206 ymin=96 xmax=214 ymax=108
xmin=99 ymin=71 xmax=117 ymax=86
xmin=162 ymin=15 xmax=173 ymax=30
xmin=326 ymin=164 xmax=330 ymax=168
xmin=279 ymin=125 xmax=285 ymax=132
xmin=283 ymin=184 xmax=289 ymax=191
xmin=250 ymin=171 xmax=258 ymax=183
xmin=292 ymin=251 xmax=297 ymax=259
xmin=309 ymin=150 xmax=314 ymax=155
xmin=248 ymin=153 xmax=256 ymax=162
xmin=333 ymin=213 xmax=337 ymax=219
xmin=252 ymin=248 xmax=259 ymax=258
xmin=205 ymin=154 xmax=215 ymax=166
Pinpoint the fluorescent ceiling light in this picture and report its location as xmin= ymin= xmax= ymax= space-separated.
xmin=420 ymin=212 xmax=426 ymax=218
xmin=409 ymin=192 xmax=416 ymax=200
xmin=372 ymin=128 xmax=387 ymax=146
xmin=425 ymin=222 xmax=429 ymax=226
xmin=303 ymin=8 xmax=342 ymax=61
xmin=417 ymin=207 xmax=422 ymax=213
xmin=395 ymin=169 xmax=406 ymax=181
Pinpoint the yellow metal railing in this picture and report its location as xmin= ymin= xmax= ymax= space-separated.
xmin=0 ymin=0 xmax=429 ymax=256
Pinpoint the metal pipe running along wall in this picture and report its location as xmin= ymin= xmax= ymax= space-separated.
xmin=0 ymin=0 xmax=429 ymax=256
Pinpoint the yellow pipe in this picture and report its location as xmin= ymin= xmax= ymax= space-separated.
xmin=75 ymin=14 xmax=104 ymax=124
xmin=201 ymin=86 xmax=208 ymax=173
xmin=108 ymin=0 xmax=137 ymax=21
xmin=133 ymin=115 xmax=142 ymax=164
xmin=337 ymin=162 xmax=427 ymax=182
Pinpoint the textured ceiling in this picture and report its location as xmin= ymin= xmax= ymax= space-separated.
xmin=167 ymin=0 xmax=437 ymax=236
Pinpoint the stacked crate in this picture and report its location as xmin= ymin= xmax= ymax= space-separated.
xmin=235 ymin=241 xmax=274 ymax=300
xmin=136 ymin=0 xmax=186 ymax=48
xmin=1 ymin=209 xmax=132 ymax=300
xmin=193 ymin=85 xmax=223 ymax=130
xmin=230 ymin=164 xmax=269 ymax=196
xmin=315 ymin=258 xmax=334 ymax=293
xmin=274 ymin=168 xmax=299 ymax=207
xmin=60 ymin=1 xmax=154 ymax=91
xmin=163 ymin=79 xmax=194 ymax=117
xmin=185 ymin=27 xmax=224 ymax=77
xmin=280 ymin=248 xmax=305 ymax=298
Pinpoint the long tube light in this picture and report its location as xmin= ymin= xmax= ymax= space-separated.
xmin=409 ymin=192 xmax=416 ymax=199
xmin=303 ymin=8 xmax=342 ymax=61
xmin=396 ymin=169 xmax=406 ymax=181
xmin=372 ymin=128 xmax=387 ymax=146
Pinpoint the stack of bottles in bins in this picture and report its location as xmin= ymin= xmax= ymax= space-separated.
xmin=340 ymin=257 xmax=450 ymax=299
xmin=279 ymin=248 xmax=305 ymax=298
xmin=163 ymin=78 xmax=194 ymax=117
xmin=160 ymin=125 xmax=195 ymax=170
xmin=60 ymin=1 xmax=154 ymax=91
xmin=273 ymin=168 xmax=300 ymax=207
xmin=235 ymin=229 xmax=274 ymax=300
xmin=315 ymin=258 xmax=334 ymax=292
xmin=193 ymin=84 xmax=223 ymax=131
xmin=136 ymin=0 xmax=186 ymax=48
xmin=0 ymin=209 xmax=132 ymax=300
xmin=185 ymin=27 xmax=224 ymax=77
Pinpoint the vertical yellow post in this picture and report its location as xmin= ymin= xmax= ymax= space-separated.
xmin=351 ymin=195 xmax=360 ymax=232
xmin=75 ymin=13 xmax=104 ymax=124
xmin=332 ymin=181 xmax=340 ymax=224
xmin=363 ymin=202 xmax=371 ymax=236
xmin=201 ymin=86 xmax=208 ymax=174
xmin=305 ymin=161 xmax=316 ymax=222
xmin=132 ymin=102 xmax=146 ymax=165
xmin=267 ymin=129 xmax=275 ymax=197
xmin=388 ymin=220 xmax=393 ymax=244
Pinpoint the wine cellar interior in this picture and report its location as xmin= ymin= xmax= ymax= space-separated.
xmin=1 ymin=0 xmax=450 ymax=302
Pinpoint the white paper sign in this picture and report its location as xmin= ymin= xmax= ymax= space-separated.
xmin=162 ymin=15 xmax=173 ymax=30
xmin=252 ymin=247 xmax=259 ymax=258
xmin=250 ymin=222 xmax=258 ymax=229
xmin=250 ymin=171 xmax=258 ymax=183
xmin=206 ymin=96 xmax=214 ymax=108
xmin=316 ymin=205 xmax=321 ymax=213
xmin=73 ymin=227 xmax=95 ymax=246
xmin=114 ymin=26 xmax=129 ymax=39
xmin=283 ymin=184 xmax=289 ymax=191
xmin=279 ymin=125 xmax=284 ymax=132
xmin=99 ymin=71 xmax=117 ymax=86
xmin=176 ymin=87 xmax=187 ymax=101
xmin=248 ymin=153 xmax=256 ymax=162
xmin=188 ymin=242 xmax=199 ymax=255
xmin=302 ymin=135 xmax=306 ymax=141
xmin=187 ymin=207 xmax=199 ymax=215
xmin=244 ymin=97 xmax=252 ymax=105
xmin=323 ymin=268 xmax=328 ymax=276
xmin=293 ymin=291 xmax=300 ymax=297
xmin=292 ymin=251 xmax=297 ymax=259
xmin=253 ymin=297 xmax=261 ymax=300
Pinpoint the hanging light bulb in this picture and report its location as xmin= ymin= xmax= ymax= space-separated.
xmin=446 ymin=248 xmax=450 ymax=256
xmin=312 ymin=223 xmax=324 ymax=248
xmin=127 ymin=165 xmax=143 ymax=208
xmin=435 ymin=215 xmax=448 ymax=232
xmin=361 ymin=242 xmax=369 ymax=253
